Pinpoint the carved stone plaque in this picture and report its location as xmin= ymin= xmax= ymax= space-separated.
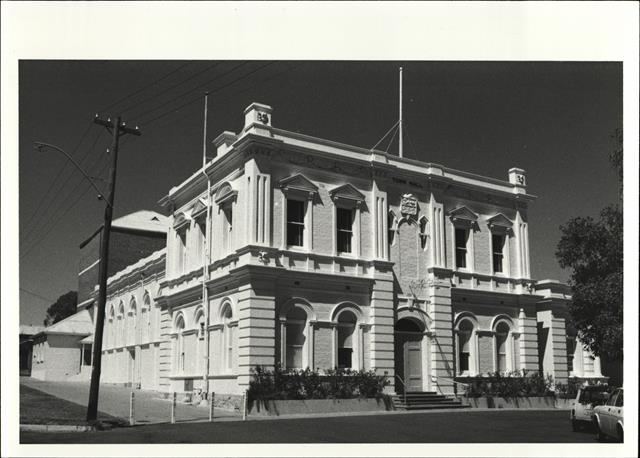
xmin=400 ymin=193 xmax=418 ymax=216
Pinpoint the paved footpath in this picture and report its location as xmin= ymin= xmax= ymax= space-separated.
xmin=20 ymin=377 xmax=239 ymax=425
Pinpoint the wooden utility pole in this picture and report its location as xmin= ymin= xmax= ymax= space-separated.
xmin=87 ymin=115 xmax=140 ymax=422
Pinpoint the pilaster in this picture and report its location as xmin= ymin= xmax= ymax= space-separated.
xmin=427 ymin=270 xmax=455 ymax=395
xmin=429 ymin=193 xmax=445 ymax=268
xmin=369 ymin=270 xmax=395 ymax=391
xmin=234 ymin=267 xmax=277 ymax=388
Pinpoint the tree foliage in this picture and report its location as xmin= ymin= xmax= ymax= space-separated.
xmin=555 ymin=129 xmax=623 ymax=361
xmin=44 ymin=290 xmax=78 ymax=327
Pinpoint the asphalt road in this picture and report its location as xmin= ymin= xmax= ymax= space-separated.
xmin=21 ymin=409 xmax=601 ymax=443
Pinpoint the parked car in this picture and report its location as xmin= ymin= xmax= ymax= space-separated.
xmin=592 ymin=387 xmax=624 ymax=442
xmin=571 ymin=384 xmax=609 ymax=431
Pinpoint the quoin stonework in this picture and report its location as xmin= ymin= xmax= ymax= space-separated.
xmin=34 ymin=102 xmax=607 ymax=400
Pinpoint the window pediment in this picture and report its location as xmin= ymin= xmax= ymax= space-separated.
xmin=448 ymin=206 xmax=478 ymax=225
xmin=192 ymin=198 xmax=208 ymax=219
xmin=487 ymin=213 xmax=513 ymax=230
xmin=214 ymin=182 xmax=238 ymax=206
xmin=279 ymin=173 xmax=318 ymax=196
xmin=329 ymin=183 xmax=365 ymax=203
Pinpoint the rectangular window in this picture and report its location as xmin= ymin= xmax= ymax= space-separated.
xmin=223 ymin=205 xmax=233 ymax=251
xmin=286 ymin=322 xmax=305 ymax=369
xmin=287 ymin=199 xmax=305 ymax=247
xmin=492 ymin=234 xmax=505 ymax=273
xmin=176 ymin=229 xmax=187 ymax=273
xmin=83 ymin=344 xmax=92 ymax=366
xmin=458 ymin=332 xmax=470 ymax=373
xmin=227 ymin=326 xmax=234 ymax=370
xmin=196 ymin=219 xmax=206 ymax=260
xmin=455 ymin=228 xmax=468 ymax=269
xmin=337 ymin=207 xmax=353 ymax=253
xmin=496 ymin=333 xmax=507 ymax=372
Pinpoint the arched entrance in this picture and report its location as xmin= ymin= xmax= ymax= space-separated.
xmin=394 ymin=318 xmax=424 ymax=393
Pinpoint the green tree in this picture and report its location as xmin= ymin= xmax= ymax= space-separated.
xmin=556 ymin=129 xmax=622 ymax=361
xmin=44 ymin=290 xmax=78 ymax=326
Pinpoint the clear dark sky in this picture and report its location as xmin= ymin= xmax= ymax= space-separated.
xmin=18 ymin=61 xmax=622 ymax=325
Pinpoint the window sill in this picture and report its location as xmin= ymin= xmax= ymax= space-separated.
xmin=337 ymin=252 xmax=355 ymax=258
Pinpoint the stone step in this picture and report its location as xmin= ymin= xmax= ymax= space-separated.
xmin=394 ymin=403 xmax=469 ymax=410
xmin=392 ymin=394 xmax=449 ymax=400
xmin=390 ymin=391 xmax=470 ymax=411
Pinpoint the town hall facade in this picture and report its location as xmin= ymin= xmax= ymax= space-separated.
xmin=89 ymin=102 xmax=605 ymax=400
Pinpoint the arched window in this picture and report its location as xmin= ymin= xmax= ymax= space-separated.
xmin=118 ymin=302 xmax=125 ymax=345
xmin=194 ymin=308 xmax=206 ymax=373
xmin=454 ymin=315 xmax=478 ymax=376
xmin=174 ymin=314 xmax=185 ymax=374
xmin=142 ymin=293 xmax=151 ymax=343
xmin=285 ymin=306 xmax=308 ymax=370
xmin=494 ymin=321 xmax=511 ymax=373
xmin=108 ymin=305 xmax=115 ymax=348
xmin=337 ymin=310 xmax=357 ymax=369
xmin=457 ymin=320 xmax=473 ymax=374
xmin=221 ymin=304 xmax=235 ymax=372
xmin=129 ymin=298 xmax=137 ymax=346
xmin=419 ymin=216 xmax=428 ymax=250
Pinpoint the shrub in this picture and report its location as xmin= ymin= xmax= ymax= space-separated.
xmin=248 ymin=365 xmax=389 ymax=402
xmin=555 ymin=378 xmax=583 ymax=399
xmin=458 ymin=370 xmax=555 ymax=398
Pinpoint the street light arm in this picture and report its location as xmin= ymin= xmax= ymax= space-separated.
xmin=33 ymin=141 xmax=112 ymax=207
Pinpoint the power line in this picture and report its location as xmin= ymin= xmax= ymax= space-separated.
xmin=140 ymin=62 xmax=274 ymax=127
xmin=20 ymin=158 xmax=110 ymax=261
xmin=148 ymin=62 xmax=304 ymax=133
xmin=20 ymin=135 xmax=108 ymax=255
xmin=21 ymin=129 xmax=106 ymax=248
xmin=21 ymin=121 xmax=94 ymax=234
xmin=133 ymin=61 xmax=250 ymax=122
xmin=118 ymin=62 xmax=221 ymax=116
xmin=20 ymin=287 xmax=56 ymax=304
xmin=98 ymin=62 xmax=192 ymax=114
xmin=22 ymin=147 xmax=109 ymax=254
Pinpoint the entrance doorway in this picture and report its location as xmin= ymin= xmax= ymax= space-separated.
xmin=394 ymin=318 xmax=423 ymax=392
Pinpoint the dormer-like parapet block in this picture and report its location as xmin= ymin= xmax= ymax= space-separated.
xmin=509 ymin=167 xmax=527 ymax=193
xmin=212 ymin=131 xmax=237 ymax=158
xmin=243 ymin=102 xmax=273 ymax=135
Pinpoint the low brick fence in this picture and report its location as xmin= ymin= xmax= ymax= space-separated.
xmin=464 ymin=396 xmax=573 ymax=410
xmin=249 ymin=396 xmax=393 ymax=416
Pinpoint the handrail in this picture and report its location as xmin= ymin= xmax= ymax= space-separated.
xmin=431 ymin=376 xmax=470 ymax=388
xmin=430 ymin=376 xmax=470 ymax=400
xmin=395 ymin=375 xmax=407 ymax=405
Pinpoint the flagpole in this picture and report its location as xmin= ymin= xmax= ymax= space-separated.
xmin=399 ymin=66 xmax=403 ymax=158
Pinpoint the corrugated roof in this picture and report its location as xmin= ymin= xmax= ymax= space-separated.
xmin=112 ymin=210 xmax=167 ymax=233
xmin=44 ymin=309 xmax=94 ymax=336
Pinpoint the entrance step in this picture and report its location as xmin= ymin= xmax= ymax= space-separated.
xmin=391 ymin=391 xmax=470 ymax=410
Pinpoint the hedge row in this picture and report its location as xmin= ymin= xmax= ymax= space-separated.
xmin=457 ymin=370 xmax=555 ymax=398
xmin=248 ymin=365 xmax=390 ymax=401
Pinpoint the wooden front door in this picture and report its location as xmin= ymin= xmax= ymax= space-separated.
xmin=395 ymin=331 xmax=423 ymax=393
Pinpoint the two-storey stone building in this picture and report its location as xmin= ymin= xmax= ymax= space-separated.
xmin=101 ymin=102 xmax=600 ymax=398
